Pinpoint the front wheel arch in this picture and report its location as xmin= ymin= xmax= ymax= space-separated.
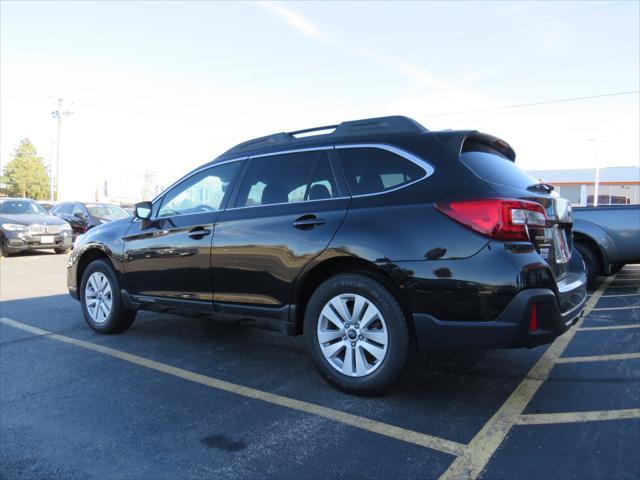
xmin=76 ymin=248 xmax=115 ymax=293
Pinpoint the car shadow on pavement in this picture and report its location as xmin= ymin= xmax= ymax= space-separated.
xmin=2 ymin=249 xmax=58 ymax=258
xmin=0 ymin=293 xmax=550 ymax=445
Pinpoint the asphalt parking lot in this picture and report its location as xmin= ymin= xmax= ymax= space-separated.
xmin=1 ymin=252 xmax=638 ymax=480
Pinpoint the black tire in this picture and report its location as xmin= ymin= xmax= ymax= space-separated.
xmin=80 ymin=259 xmax=136 ymax=334
xmin=54 ymin=247 xmax=71 ymax=254
xmin=575 ymin=242 xmax=600 ymax=289
xmin=304 ymin=273 xmax=409 ymax=395
xmin=0 ymin=238 xmax=9 ymax=257
xmin=610 ymin=264 xmax=624 ymax=275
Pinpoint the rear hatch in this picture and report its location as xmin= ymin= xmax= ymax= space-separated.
xmin=459 ymin=140 xmax=573 ymax=280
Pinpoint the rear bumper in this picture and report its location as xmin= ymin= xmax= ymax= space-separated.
xmin=413 ymin=285 xmax=587 ymax=351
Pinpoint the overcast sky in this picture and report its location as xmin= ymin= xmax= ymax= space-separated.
xmin=1 ymin=1 xmax=638 ymax=201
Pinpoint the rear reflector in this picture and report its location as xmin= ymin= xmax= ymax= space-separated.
xmin=529 ymin=303 xmax=538 ymax=332
xmin=435 ymin=198 xmax=547 ymax=241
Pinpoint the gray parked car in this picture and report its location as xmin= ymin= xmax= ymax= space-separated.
xmin=573 ymin=205 xmax=640 ymax=286
xmin=0 ymin=198 xmax=73 ymax=256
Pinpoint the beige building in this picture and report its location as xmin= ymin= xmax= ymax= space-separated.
xmin=526 ymin=166 xmax=640 ymax=207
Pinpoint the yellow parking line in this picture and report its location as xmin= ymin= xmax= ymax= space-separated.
xmin=592 ymin=305 xmax=640 ymax=311
xmin=600 ymin=293 xmax=640 ymax=298
xmin=556 ymin=352 xmax=640 ymax=364
xmin=578 ymin=324 xmax=640 ymax=331
xmin=515 ymin=409 xmax=640 ymax=425
xmin=439 ymin=274 xmax=616 ymax=480
xmin=0 ymin=317 xmax=465 ymax=457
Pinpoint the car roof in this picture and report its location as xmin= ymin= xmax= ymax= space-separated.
xmin=209 ymin=115 xmax=515 ymax=165
xmin=214 ymin=115 xmax=428 ymax=162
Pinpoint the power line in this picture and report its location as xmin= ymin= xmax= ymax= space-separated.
xmin=182 ymin=1 xmax=630 ymax=93
xmin=205 ymin=90 xmax=639 ymax=148
xmin=294 ymin=51 xmax=639 ymax=115
xmin=419 ymin=90 xmax=639 ymax=119
xmin=283 ymin=1 xmax=628 ymax=80
xmin=383 ymin=1 xmax=628 ymax=57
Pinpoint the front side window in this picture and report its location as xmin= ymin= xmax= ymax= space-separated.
xmin=53 ymin=203 xmax=72 ymax=214
xmin=338 ymin=147 xmax=426 ymax=195
xmin=235 ymin=150 xmax=335 ymax=208
xmin=72 ymin=204 xmax=87 ymax=216
xmin=158 ymin=162 xmax=240 ymax=217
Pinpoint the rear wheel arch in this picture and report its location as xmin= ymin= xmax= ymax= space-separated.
xmin=292 ymin=256 xmax=414 ymax=340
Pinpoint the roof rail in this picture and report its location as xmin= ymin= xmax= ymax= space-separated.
xmin=220 ymin=115 xmax=427 ymax=158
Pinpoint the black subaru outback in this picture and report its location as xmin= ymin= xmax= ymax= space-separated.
xmin=67 ymin=116 xmax=587 ymax=394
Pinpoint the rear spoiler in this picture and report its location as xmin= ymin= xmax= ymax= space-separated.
xmin=435 ymin=131 xmax=516 ymax=162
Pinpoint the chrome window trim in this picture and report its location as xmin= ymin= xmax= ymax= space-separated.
xmin=335 ymin=143 xmax=435 ymax=198
xmin=248 ymin=145 xmax=333 ymax=159
xmin=144 ymin=142 xmax=435 ymax=217
xmin=225 ymin=195 xmax=350 ymax=212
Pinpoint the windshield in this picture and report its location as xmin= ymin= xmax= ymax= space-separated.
xmin=86 ymin=204 xmax=130 ymax=218
xmin=460 ymin=148 xmax=538 ymax=189
xmin=0 ymin=199 xmax=48 ymax=215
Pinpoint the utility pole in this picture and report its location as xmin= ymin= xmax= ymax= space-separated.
xmin=586 ymin=138 xmax=607 ymax=207
xmin=51 ymin=98 xmax=73 ymax=201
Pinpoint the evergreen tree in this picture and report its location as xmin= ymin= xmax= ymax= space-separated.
xmin=1 ymin=139 xmax=50 ymax=199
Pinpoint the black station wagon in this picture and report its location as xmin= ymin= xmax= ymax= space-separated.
xmin=67 ymin=116 xmax=587 ymax=394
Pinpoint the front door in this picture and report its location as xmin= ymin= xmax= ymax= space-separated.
xmin=212 ymin=148 xmax=349 ymax=308
xmin=122 ymin=161 xmax=242 ymax=303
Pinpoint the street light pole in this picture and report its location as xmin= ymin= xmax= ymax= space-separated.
xmin=586 ymin=138 xmax=607 ymax=207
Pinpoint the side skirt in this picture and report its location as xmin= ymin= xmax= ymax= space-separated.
xmin=121 ymin=290 xmax=297 ymax=335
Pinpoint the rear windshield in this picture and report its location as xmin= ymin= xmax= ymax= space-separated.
xmin=460 ymin=145 xmax=537 ymax=189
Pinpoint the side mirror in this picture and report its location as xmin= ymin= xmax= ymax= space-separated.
xmin=74 ymin=212 xmax=86 ymax=220
xmin=134 ymin=201 xmax=152 ymax=220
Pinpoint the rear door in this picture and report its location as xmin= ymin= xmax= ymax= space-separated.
xmin=459 ymin=143 xmax=573 ymax=279
xmin=212 ymin=148 xmax=349 ymax=309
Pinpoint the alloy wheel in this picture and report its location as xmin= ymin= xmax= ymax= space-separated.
xmin=85 ymin=272 xmax=113 ymax=325
xmin=317 ymin=293 xmax=389 ymax=377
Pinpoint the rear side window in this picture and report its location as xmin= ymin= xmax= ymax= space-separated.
xmin=338 ymin=147 xmax=425 ymax=195
xmin=460 ymin=145 xmax=537 ymax=189
xmin=235 ymin=150 xmax=336 ymax=207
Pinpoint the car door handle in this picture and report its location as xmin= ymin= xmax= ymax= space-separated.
xmin=188 ymin=226 xmax=212 ymax=239
xmin=293 ymin=214 xmax=327 ymax=229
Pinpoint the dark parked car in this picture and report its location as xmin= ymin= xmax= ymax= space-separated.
xmin=52 ymin=202 xmax=130 ymax=238
xmin=119 ymin=204 xmax=135 ymax=216
xmin=67 ymin=116 xmax=587 ymax=394
xmin=1 ymin=198 xmax=73 ymax=256
xmin=38 ymin=200 xmax=58 ymax=212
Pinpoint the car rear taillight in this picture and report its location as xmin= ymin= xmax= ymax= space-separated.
xmin=435 ymin=199 xmax=547 ymax=241
xmin=529 ymin=303 xmax=538 ymax=332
